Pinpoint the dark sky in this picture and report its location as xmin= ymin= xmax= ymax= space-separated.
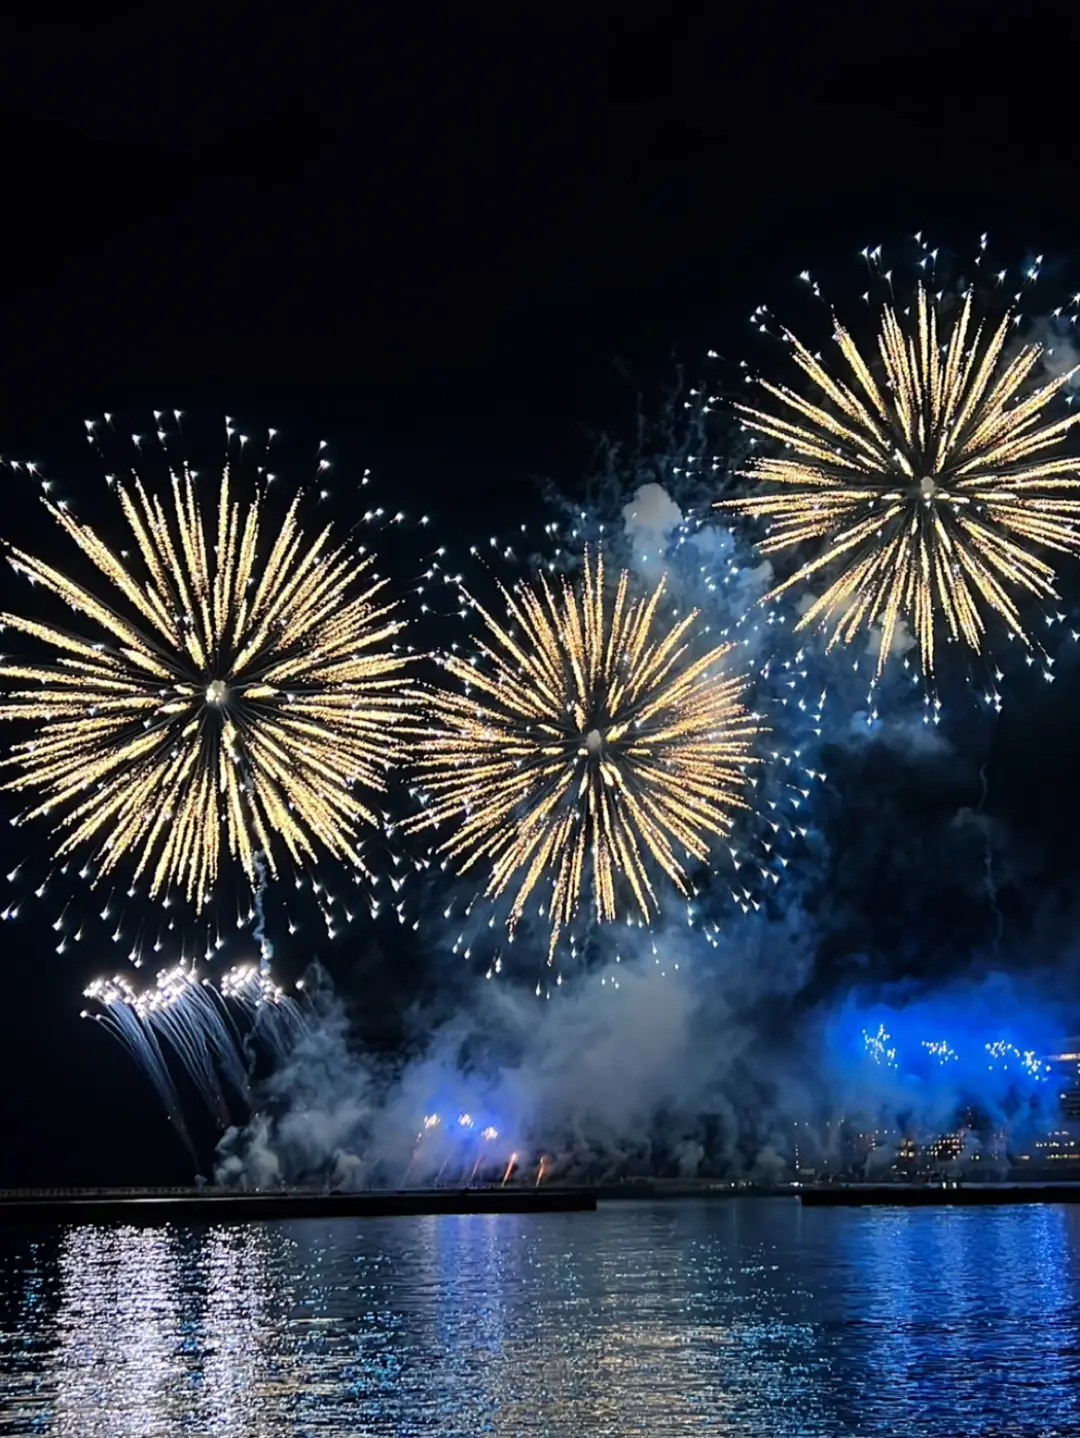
xmin=2 ymin=5 xmax=1080 ymax=1184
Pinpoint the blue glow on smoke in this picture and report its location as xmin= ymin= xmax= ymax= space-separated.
xmin=846 ymin=988 xmax=1063 ymax=1113
xmin=861 ymin=1024 xmax=1049 ymax=1084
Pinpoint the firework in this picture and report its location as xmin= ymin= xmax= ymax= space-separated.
xmin=220 ymin=960 xmax=308 ymax=1060
xmin=0 ymin=452 xmax=415 ymax=917
xmin=83 ymin=958 xmax=307 ymax=1143
xmin=861 ymin=1024 xmax=1050 ymax=1084
xmin=719 ymin=281 xmax=1080 ymax=678
xmin=407 ymin=548 xmax=761 ymax=960
xmin=81 ymin=973 xmax=194 ymax=1155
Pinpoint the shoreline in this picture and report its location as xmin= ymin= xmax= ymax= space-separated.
xmin=800 ymin=1183 xmax=1080 ymax=1207
xmin=5 ymin=1180 xmax=1080 ymax=1223
xmin=0 ymin=1186 xmax=597 ymax=1226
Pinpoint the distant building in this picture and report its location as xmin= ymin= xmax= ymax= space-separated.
xmin=1012 ymin=1039 xmax=1080 ymax=1176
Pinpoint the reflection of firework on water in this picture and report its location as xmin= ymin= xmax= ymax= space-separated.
xmin=0 ymin=421 xmax=415 ymax=939
xmin=408 ymin=548 xmax=762 ymax=962
xmin=721 ymin=254 xmax=1080 ymax=683
xmin=83 ymin=960 xmax=307 ymax=1159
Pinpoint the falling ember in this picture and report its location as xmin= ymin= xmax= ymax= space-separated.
xmin=719 ymin=283 xmax=1080 ymax=678
xmin=0 ymin=459 xmax=416 ymax=912
xmin=407 ymin=548 xmax=761 ymax=960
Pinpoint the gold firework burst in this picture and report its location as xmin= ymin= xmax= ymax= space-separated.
xmin=718 ymin=283 xmax=1080 ymax=676
xmin=407 ymin=550 xmax=760 ymax=960
xmin=0 ymin=461 xmax=414 ymax=909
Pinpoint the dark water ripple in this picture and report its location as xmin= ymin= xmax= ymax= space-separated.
xmin=0 ymin=1198 xmax=1078 ymax=1436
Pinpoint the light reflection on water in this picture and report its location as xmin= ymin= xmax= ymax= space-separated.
xmin=0 ymin=1199 xmax=1079 ymax=1435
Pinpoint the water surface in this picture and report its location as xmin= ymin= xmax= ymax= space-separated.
xmin=1 ymin=1197 xmax=1078 ymax=1435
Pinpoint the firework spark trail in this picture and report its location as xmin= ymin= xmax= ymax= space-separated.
xmin=84 ymin=959 xmax=307 ymax=1143
xmin=132 ymin=965 xmax=246 ymax=1123
xmin=82 ymin=975 xmax=195 ymax=1158
xmin=401 ymin=1113 xmax=442 ymax=1186
xmin=0 ymin=451 xmax=416 ymax=919
xmin=719 ymin=283 xmax=1080 ymax=680
xmin=407 ymin=548 xmax=762 ymax=962
xmin=220 ymin=961 xmax=307 ymax=1064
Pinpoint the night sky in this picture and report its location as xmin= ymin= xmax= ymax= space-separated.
xmin=2 ymin=7 xmax=1080 ymax=1185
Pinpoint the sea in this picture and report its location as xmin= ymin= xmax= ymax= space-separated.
xmin=0 ymin=1197 xmax=1078 ymax=1436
